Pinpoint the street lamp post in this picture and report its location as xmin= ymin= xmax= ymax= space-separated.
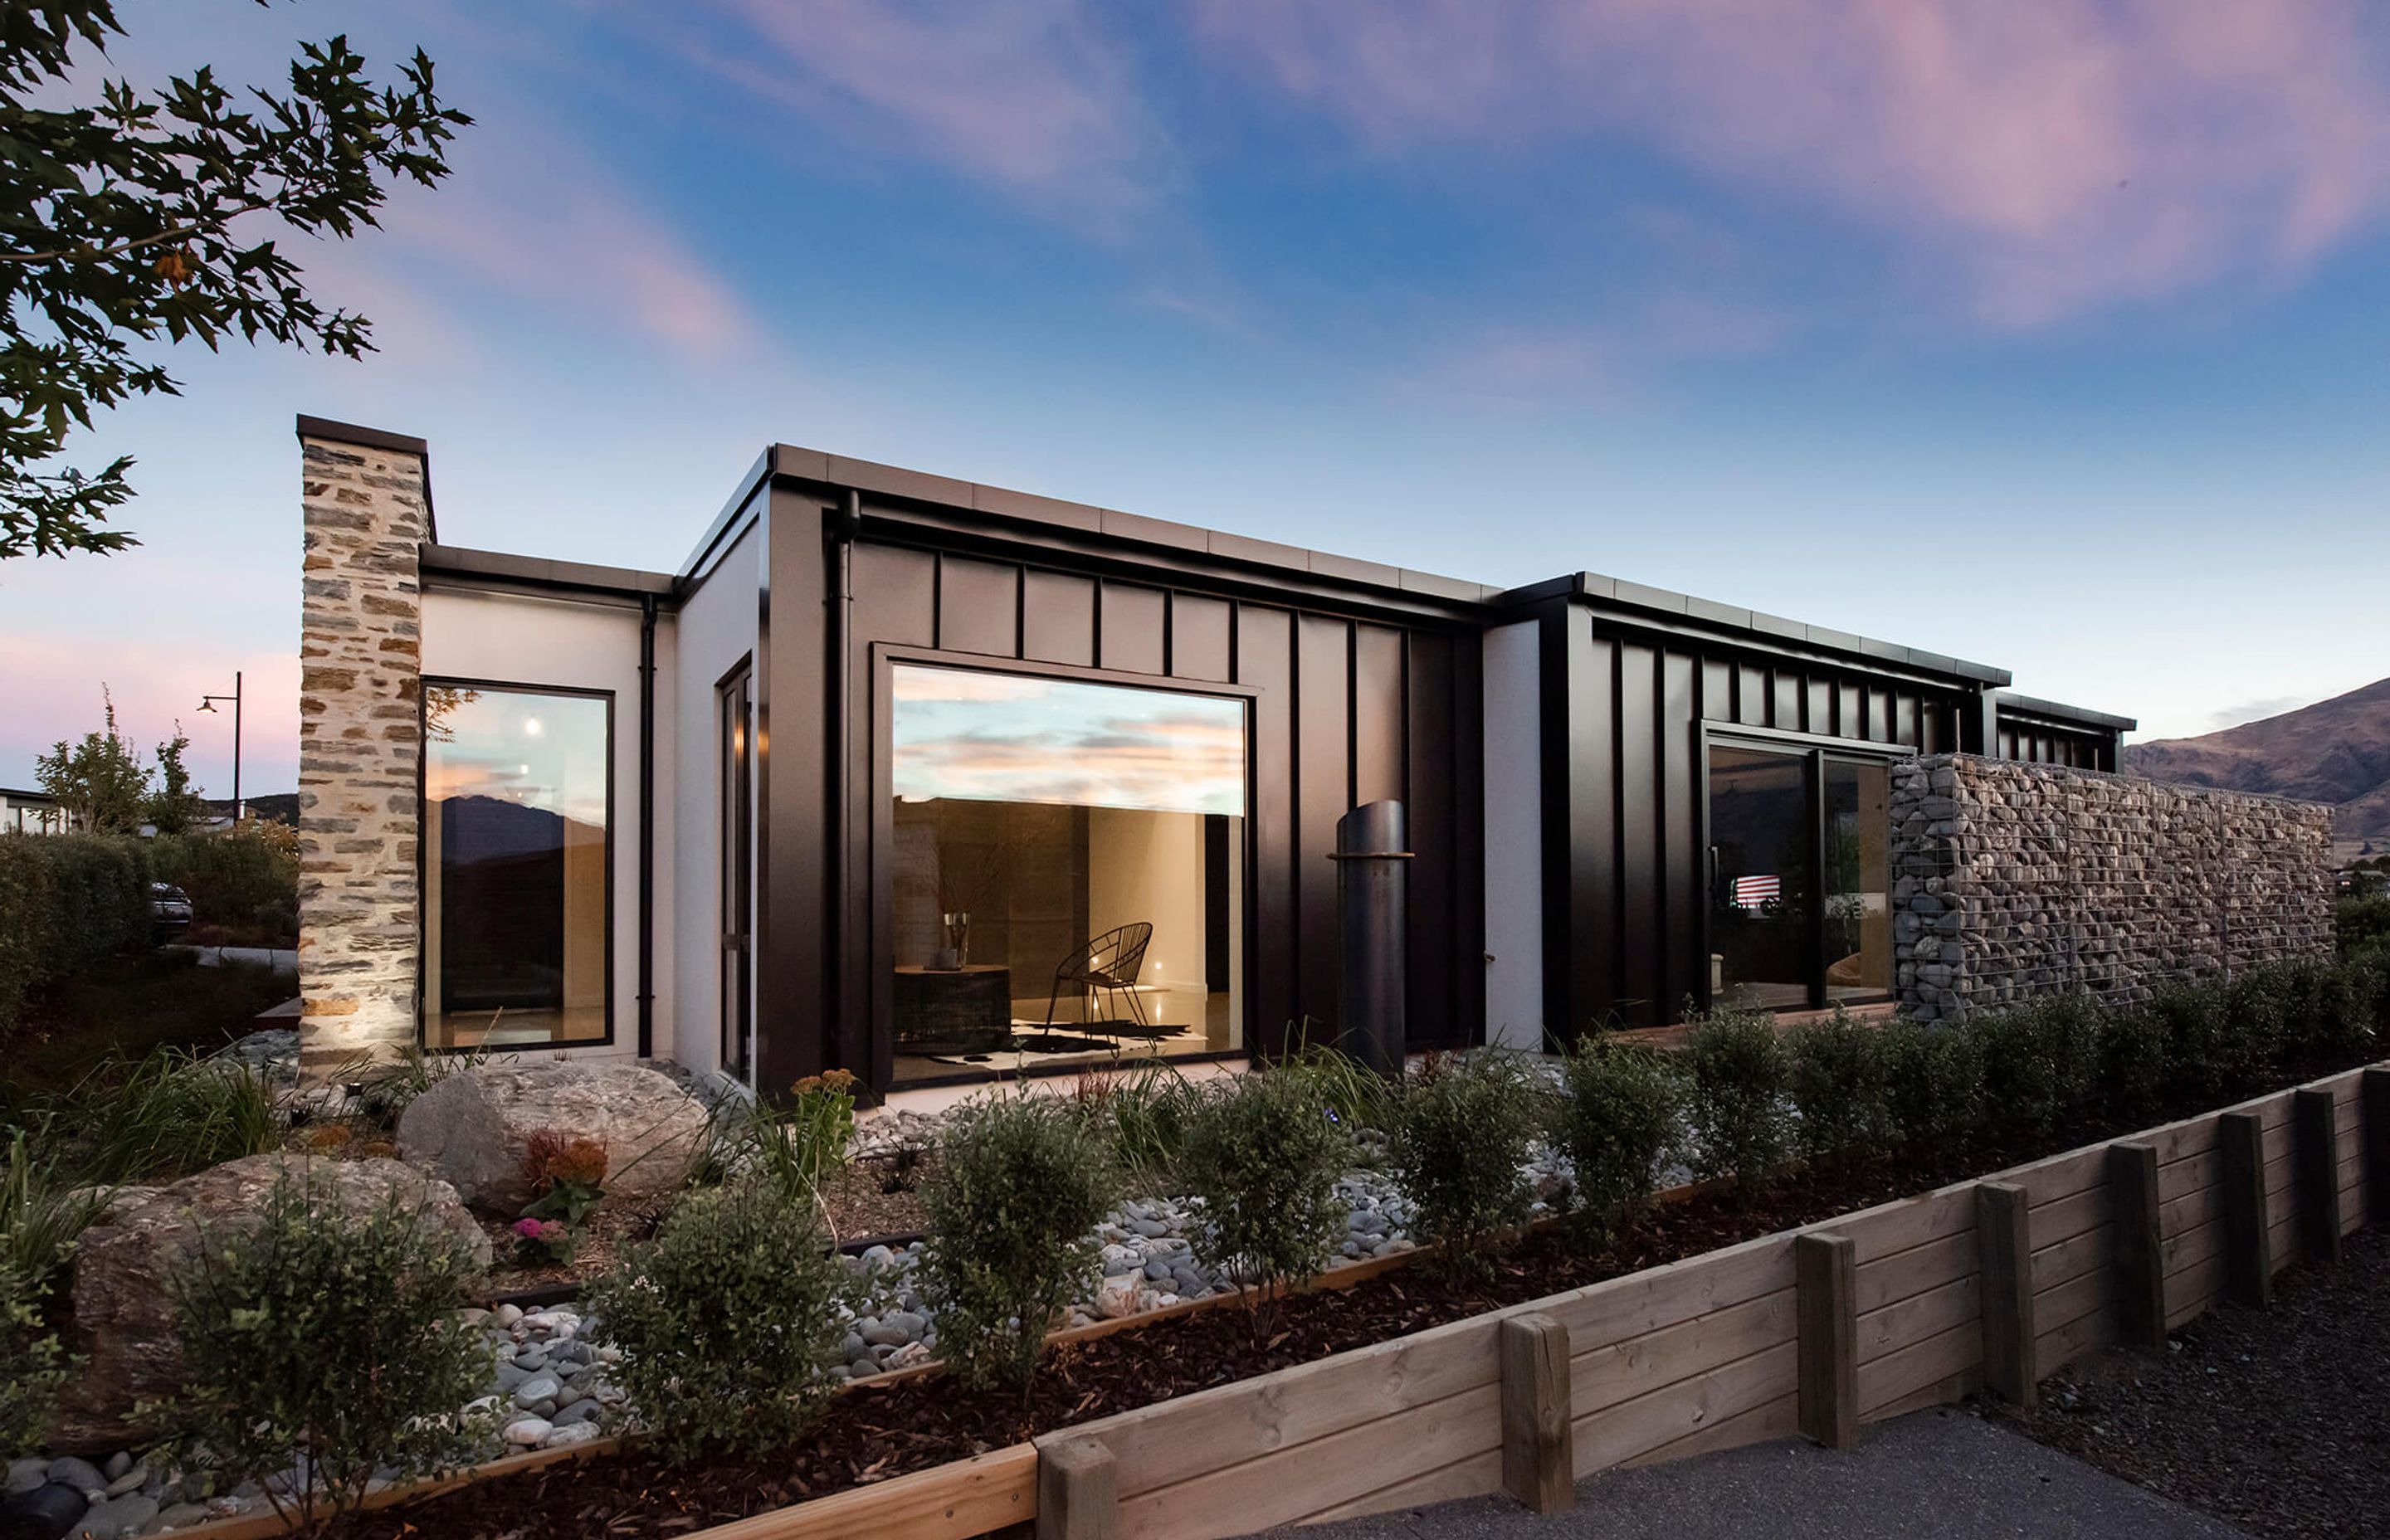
xmin=196 ymin=670 xmax=242 ymax=824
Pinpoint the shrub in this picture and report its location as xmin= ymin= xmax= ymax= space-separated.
xmin=918 ymin=1094 xmax=1120 ymax=1390
xmin=700 ymin=1070 xmax=857 ymax=1206
xmin=38 ymin=835 xmax=149 ymax=976
xmin=149 ymin=822 xmax=300 ymax=946
xmin=2151 ymin=979 xmax=2230 ymax=1100
xmin=1977 ymin=993 xmax=2100 ymax=1129
xmin=0 ymin=1256 xmax=70 ymax=1459
xmin=0 ymin=1126 xmax=109 ymax=1303
xmin=62 ymin=1049 xmax=280 ymax=1185
xmin=1881 ymin=1019 xmax=1985 ymax=1146
xmin=1388 ymin=1053 xmax=1539 ymax=1271
xmin=1682 ymin=1008 xmax=1792 ymax=1189
xmin=0 ymin=833 xmax=150 ymax=1040
xmin=2338 ymin=894 xmax=2390 ymax=958
xmin=0 ymin=841 xmax=48 ymax=1041
xmin=2313 ymin=954 xmax=2384 ymax=1058
xmin=169 ymin=1170 xmax=492 ymax=1529
xmin=1786 ymin=1010 xmax=1893 ymax=1168
xmin=1554 ymin=1038 xmax=1683 ymax=1243
xmin=2220 ymin=965 xmax=2295 ymax=1079
xmin=2097 ymin=1001 xmax=2172 ymax=1118
xmin=1069 ymin=1062 xmax=1205 ymax=1180
xmin=1273 ymin=1038 xmax=1400 ymax=1135
xmin=588 ymin=1184 xmax=849 ymax=1463
xmin=1178 ymin=1070 xmax=1349 ymax=1311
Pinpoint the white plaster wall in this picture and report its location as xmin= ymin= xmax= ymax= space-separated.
xmin=1481 ymin=620 xmax=1544 ymax=1050
xmin=668 ymin=524 xmax=759 ymax=1080
xmin=420 ymin=586 xmax=673 ymax=1063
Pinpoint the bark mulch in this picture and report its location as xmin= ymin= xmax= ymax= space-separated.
xmin=1996 ymin=1224 xmax=2390 ymax=1540
xmin=320 ymin=1050 xmax=2382 ymax=1540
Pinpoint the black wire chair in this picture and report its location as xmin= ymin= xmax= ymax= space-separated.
xmin=1042 ymin=922 xmax=1154 ymax=1038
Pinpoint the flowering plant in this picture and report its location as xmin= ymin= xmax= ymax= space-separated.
xmin=515 ymin=1129 xmax=609 ymax=1263
xmin=510 ymin=1216 xmax=573 ymax=1264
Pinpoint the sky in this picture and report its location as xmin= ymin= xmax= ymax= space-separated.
xmin=7 ymin=0 xmax=2390 ymax=797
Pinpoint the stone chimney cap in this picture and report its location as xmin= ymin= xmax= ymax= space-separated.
xmin=295 ymin=414 xmax=434 ymax=541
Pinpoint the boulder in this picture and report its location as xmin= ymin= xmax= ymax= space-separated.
xmin=396 ymin=1061 xmax=709 ymax=1215
xmin=56 ymin=1153 xmax=485 ymax=1451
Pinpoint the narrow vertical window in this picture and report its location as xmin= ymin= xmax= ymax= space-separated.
xmin=423 ymin=684 xmax=612 ymax=1048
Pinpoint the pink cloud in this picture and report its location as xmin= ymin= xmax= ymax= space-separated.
xmin=1194 ymin=0 xmax=2390 ymax=325
xmin=383 ymin=140 xmax=746 ymax=359
xmin=684 ymin=0 xmax=1168 ymax=232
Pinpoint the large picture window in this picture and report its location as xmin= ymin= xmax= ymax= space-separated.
xmin=889 ymin=663 xmax=1247 ymax=1082
xmin=423 ymin=683 xmax=612 ymax=1049
xmin=1707 ymin=741 xmax=1891 ymax=1012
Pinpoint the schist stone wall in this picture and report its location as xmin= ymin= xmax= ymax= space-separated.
xmin=1891 ymin=753 xmax=2334 ymax=1024
xmin=296 ymin=426 xmax=429 ymax=1075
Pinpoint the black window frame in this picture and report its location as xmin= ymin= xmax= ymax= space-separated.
xmin=1698 ymin=723 xmax=1904 ymax=1014
xmin=417 ymin=675 xmax=618 ymax=1053
xmin=871 ymin=646 xmax=1262 ymax=1090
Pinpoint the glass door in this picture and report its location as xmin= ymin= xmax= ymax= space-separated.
xmin=719 ymin=665 xmax=754 ymax=1079
xmin=1706 ymin=741 xmax=1892 ymax=1011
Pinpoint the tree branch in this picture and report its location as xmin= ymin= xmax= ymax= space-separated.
xmin=0 ymin=197 xmax=276 ymax=265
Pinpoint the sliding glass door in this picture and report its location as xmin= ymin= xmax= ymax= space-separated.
xmin=1706 ymin=739 xmax=1891 ymax=1012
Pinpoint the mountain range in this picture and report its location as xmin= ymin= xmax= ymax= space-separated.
xmin=2122 ymin=677 xmax=2390 ymax=864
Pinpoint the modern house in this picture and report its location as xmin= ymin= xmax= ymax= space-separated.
xmin=1 ymin=787 xmax=65 ymax=836
xmin=294 ymin=417 xmax=2137 ymax=1094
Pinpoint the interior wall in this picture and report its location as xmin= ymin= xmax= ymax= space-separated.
xmin=420 ymin=585 xmax=667 ymax=1061
xmin=1087 ymin=807 xmax=1211 ymax=1028
xmin=668 ymin=520 xmax=758 ymax=1078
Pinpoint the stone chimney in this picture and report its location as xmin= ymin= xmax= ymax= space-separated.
xmin=295 ymin=417 xmax=432 ymax=1077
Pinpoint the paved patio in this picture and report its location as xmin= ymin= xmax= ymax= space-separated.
xmin=1252 ymin=1407 xmax=2246 ymax=1540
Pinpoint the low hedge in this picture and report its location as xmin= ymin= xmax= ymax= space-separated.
xmin=0 ymin=833 xmax=151 ymax=1039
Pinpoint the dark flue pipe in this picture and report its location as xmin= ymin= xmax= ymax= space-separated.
xmin=636 ymin=592 xmax=656 ymax=1059
xmin=1334 ymin=799 xmax=1412 ymax=1077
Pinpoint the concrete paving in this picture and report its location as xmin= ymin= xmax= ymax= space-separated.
xmin=1251 ymin=1408 xmax=2248 ymax=1540
xmin=164 ymin=943 xmax=298 ymax=974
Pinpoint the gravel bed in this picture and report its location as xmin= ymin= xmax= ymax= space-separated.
xmin=1998 ymin=1225 xmax=2390 ymax=1540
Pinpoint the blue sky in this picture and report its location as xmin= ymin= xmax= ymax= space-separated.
xmin=7 ymin=1 xmax=2390 ymax=797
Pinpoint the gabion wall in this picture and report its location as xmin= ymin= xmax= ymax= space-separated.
xmin=1891 ymin=753 xmax=2334 ymax=1024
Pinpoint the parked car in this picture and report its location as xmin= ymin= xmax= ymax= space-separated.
xmin=151 ymin=881 xmax=193 ymax=941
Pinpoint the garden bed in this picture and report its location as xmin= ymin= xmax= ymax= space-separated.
xmin=240 ymin=1047 xmax=2388 ymax=1540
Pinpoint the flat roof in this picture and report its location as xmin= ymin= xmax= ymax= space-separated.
xmin=756 ymin=442 xmax=2017 ymax=690
xmin=1992 ymin=690 xmax=2139 ymax=733
xmin=421 ymin=543 xmax=675 ymax=599
xmin=329 ymin=415 xmax=2117 ymax=714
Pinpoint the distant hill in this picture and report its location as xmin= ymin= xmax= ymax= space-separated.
xmin=2123 ymin=678 xmax=2390 ymax=863
xmin=202 ymin=792 xmax=299 ymax=826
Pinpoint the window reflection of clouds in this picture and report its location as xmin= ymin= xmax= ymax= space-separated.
xmin=424 ymin=690 xmax=609 ymax=826
xmin=893 ymin=665 xmax=1246 ymax=816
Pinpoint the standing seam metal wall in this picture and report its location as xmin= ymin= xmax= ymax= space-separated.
xmin=1543 ymin=601 xmax=1973 ymax=1034
xmin=757 ymin=492 xmax=1485 ymax=1092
